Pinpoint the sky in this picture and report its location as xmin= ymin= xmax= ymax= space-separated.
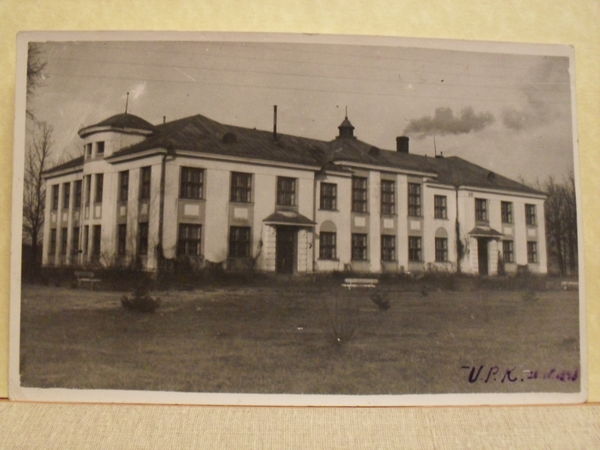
xmin=26 ymin=38 xmax=575 ymax=184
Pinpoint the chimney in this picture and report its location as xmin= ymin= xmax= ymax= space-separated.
xmin=273 ymin=105 xmax=278 ymax=141
xmin=396 ymin=136 xmax=409 ymax=153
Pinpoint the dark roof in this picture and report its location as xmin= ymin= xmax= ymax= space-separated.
xmin=468 ymin=226 xmax=504 ymax=238
xmin=428 ymin=156 xmax=544 ymax=195
xmin=43 ymin=155 xmax=84 ymax=176
xmin=263 ymin=210 xmax=315 ymax=226
xmin=110 ymin=114 xmax=326 ymax=167
xmin=78 ymin=113 xmax=156 ymax=136
xmin=87 ymin=111 xmax=542 ymax=196
xmin=338 ymin=116 xmax=354 ymax=129
xmin=326 ymin=138 xmax=438 ymax=175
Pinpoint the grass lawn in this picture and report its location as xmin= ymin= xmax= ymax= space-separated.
xmin=19 ymin=280 xmax=580 ymax=395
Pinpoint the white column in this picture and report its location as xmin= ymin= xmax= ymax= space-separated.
xmin=368 ymin=170 xmax=381 ymax=273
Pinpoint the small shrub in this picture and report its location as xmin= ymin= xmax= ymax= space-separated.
xmin=521 ymin=288 xmax=538 ymax=303
xmin=121 ymin=282 xmax=161 ymax=313
xmin=370 ymin=291 xmax=391 ymax=311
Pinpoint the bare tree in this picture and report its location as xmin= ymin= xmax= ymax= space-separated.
xmin=543 ymin=174 xmax=578 ymax=275
xmin=26 ymin=43 xmax=46 ymax=118
xmin=23 ymin=121 xmax=53 ymax=271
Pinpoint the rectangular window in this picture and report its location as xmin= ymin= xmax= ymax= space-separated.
xmin=352 ymin=177 xmax=368 ymax=213
xmin=434 ymin=195 xmax=448 ymax=219
xmin=85 ymin=175 xmax=91 ymax=206
xmin=85 ymin=143 xmax=92 ymax=159
xmin=408 ymin=183 xmax=422 ymax=217
xmin=74 ymin=180 xmax=82 ymax=208
xmin=71 ymin=226 xmax=79 ymax=256
xmin=276 ymin=177 xmax=296 ymax=207
xmin=96 ymin=141 xmax=105 ymax=155
xmin=51 ymin=185 xmax=59 ymax=211
xmin=381 ymin=180 xmax=396 ymax=215
xmin=525 ymin=204 xmax=537 ymax=226
xmin=230 ymin=172 xmax=252 ymax=203
xmin=229 ymin=227 xmax=250 ymax=258
xmin=138 ymin=222 xmax=149 ymax=256
xmin=180 ymin=167 xmax=204 ymax=199
xmin=503 ymin=240 xmax=514 ymax=263
xmin=92 ymin=225 xmax=101 ymax=258
xmin=501 ymin=201 xmax=513 ymax=224
xmin=177 ymin=223 xmax=202 ymax=257
xmin=320 ymin=182 xmax=337 ymax=210
xmin=527 ymin=241 xmax=538 ymax=263
xmin=435 ymin=237 xmax=448 ymax=262
xmin=60 ymin=227 xmax=68 ymax=255
xmin=119 ymin=171 xmax=129 ymax=202
xmin=229 ymin=226 xmax=251 ymax=258
xmin=319 ymin=232 xmax=336 ymax=260
xmin=381 ymin=235 xmax=396 ymax=261
xmin=140 ymin=166 xmax=151 ymax=200
xmin=49 ymin=228 xmax=57 ymax=254
xmin=62 ymin=183 xmax=70 ymax=209
xmin=475 ymin=198 xmax=488 ymax=222
xmin=82 ymin=225 xmax=89 ymax=255
xmin=409 ymin=236 xmax=422 ymax=262
xmin=118 ymin=224 xmax=127 ymax=256
xmin=95 ymin=174 xmax=103 ymax=203
xmin=351 ymin=233 xmax=368 ymax=261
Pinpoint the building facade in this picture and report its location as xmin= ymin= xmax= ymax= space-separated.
xmin=41 ymin=111 xmax=547 ymax=275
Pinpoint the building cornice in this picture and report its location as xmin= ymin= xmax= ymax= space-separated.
xmin=43 ymin=166 xmax=84 ymax=180
xmin=458 ymin=185 xmax=547 ymax=200
xmin=334 ymin=161 xmax=437 ymax=178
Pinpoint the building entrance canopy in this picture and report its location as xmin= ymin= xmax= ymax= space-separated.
xmin=263 ymin=210 xmax=315 ymax=228
xmin=468 ymin=226 xmax=504 ymax=239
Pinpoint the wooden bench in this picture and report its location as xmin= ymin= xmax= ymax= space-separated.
xmin=74 ymin=271 xmax=101 ymax=290
xmin=342 ymin=278 xmax=379 ymax=289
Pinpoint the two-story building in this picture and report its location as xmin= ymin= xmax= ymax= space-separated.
xmin=41 ymin=110 xmax=547 ymax=275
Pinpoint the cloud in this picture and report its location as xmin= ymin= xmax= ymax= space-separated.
xmin=501 ymin=58 xmax=569 ymax=131
xmin=404 ymin=107 xmax=495 ymax=138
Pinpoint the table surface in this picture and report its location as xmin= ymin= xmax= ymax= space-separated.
xmin=1 ymin=400 xmax=599 ymax=448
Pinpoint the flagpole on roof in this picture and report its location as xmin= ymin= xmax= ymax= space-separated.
xmin=125 ymin=92 xmax=129 ymax=115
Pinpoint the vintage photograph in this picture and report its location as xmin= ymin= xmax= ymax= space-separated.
xmin=11 ymin=33 xmax=583 ymax=405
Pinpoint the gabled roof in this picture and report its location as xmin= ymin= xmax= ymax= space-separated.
xmin=42 ymin=156 xmax=84 ymax=176
xmin=468 ymin=226 xmax=504 ymax=238
xmin=263 ymin=210 xmax=315 ymax=226
xmin=78 ymin=113 xmax=156 ymax=137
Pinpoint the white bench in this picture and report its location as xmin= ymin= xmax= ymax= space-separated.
xmin=560 ymin=280 xmax=578 ymax=291
xmin=74 ymin=271 xmax=101 ymax=290
xmin=342 ymin=278 xmax=379 ymax=289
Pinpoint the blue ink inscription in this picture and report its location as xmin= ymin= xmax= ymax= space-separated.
xmin=461 ymin=365 xmax=578 ymax=383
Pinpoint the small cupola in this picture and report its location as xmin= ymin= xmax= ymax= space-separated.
xmin=337 ymin=114 xmax=355 ymax=139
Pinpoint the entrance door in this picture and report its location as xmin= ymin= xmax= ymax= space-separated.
xmin=276 ymin=227 xmax=296 ymax=273
xmin=477 ymin=238 xmax=488 ymax=275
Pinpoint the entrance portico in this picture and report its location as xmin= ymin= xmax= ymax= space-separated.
xmin=263 ymin=211 xmax=315 ymax=274
xmin=468 ymin=227 xmax=503 ymax=276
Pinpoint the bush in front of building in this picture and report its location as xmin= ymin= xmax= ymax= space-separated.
xmin=121 ymin=282 xmax=161 ymax=313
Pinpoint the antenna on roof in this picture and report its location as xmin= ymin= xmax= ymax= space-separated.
xmin=124 ymin=92 xmax=130 ymax=114
xmin=345 ymin=105 xmax=348 ymax=118
xmin=433 ymin=135 xmax=437 ymax=157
